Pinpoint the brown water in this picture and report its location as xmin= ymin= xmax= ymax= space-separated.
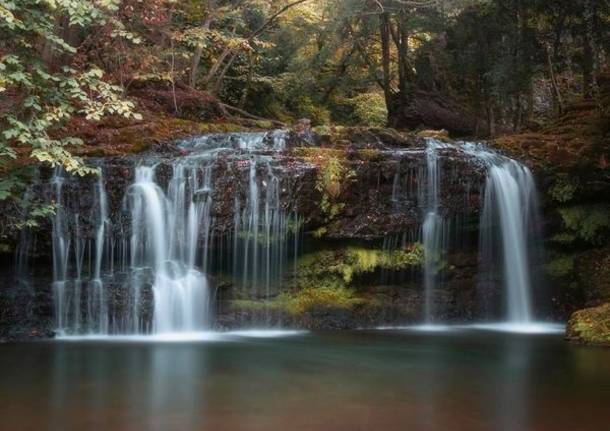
xmin=0 ymin=329 xmax=609 ymax=431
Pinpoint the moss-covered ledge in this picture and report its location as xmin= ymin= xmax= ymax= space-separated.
xmin=566 ymin=303 xmax=610 ymax=347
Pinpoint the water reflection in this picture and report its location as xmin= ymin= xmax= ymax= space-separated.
xmin=149 ymin=346 xmax=207 ymax=430
xmin=495 ymin=336 xmax=531 ymax=431
xmin=0 ymin=331 xmax=608 ymax=431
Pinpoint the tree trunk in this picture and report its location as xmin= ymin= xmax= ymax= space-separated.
xmin=189 ymin=8 xmax=215 ymax=88
xmin=582 ymin=0 xmax=600 ymax=103
xmin=545 ymin=43 xmax=564 ymax=114
xmin=379 ymin=13 xmax=394 ymax=122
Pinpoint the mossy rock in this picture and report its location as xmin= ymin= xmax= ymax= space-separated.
xmin=308 ymin=126 xmax=418 ymax=150
xmin=276 ymin=286 xmax=364 ymax=316
xmin=270 ymin=245 xmax=424 ymax=318
xmin=69 ymin=114 xmax=247 ymax=157
xmin=545 ymin=255 xmax=575 ymax=278
xmin=417 ymin=129 xmax=450 ymax=140
xmin=229 ymin=299 xmax=275 ymax=312
xmin=557 ymin=205 xmax=610 ymax=246
xmin=295 ymin=245 xmax=424 ymax=287
xmin=566 ymin=303 xmax=610 ymax=347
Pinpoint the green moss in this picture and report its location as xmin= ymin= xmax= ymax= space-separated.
xmin=549 ymin=176 xmax=579 ymax=203
xmin=197 ymin=122 xmax=245 ymax=134
xmin=550 ymin=232 xmax=577 ymax=244
xmin=229 ymin=299 xmax=274 ymax=312
xmin=295 ymin=244 xmax=424 ymax=286
xmin=312 ymin=226 xmax=327 ymax=238
xmin=237 ymin=216 xmax=302 ymax=244
xmin=336 ymin=246 xmax=424 ymax=283
xmin=567 ymin=303 xmax=610 ymax=346
xmin=252 ymin=120 xmax=274 ymax=129
xmin=545 ymin=255 xmax=575 ymax=278
xmin=558 ymin=205 xmax=610 ymax=245
xmin=312 ymin=125 xmax=333 ymax=136
xmin=276 ymin=286 xmax=363 ymax=315
xmin=357 ymin=148 xmax=383 ymax=161
xmin=269 ymin=244 xmax=424 ymax=316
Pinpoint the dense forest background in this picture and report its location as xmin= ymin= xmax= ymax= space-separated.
xmin=1 ymin=0 xmax=609 ymax=237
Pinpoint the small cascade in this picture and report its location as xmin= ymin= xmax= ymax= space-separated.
xmin=232 ymin=158 xmax=299 ymax=305
xmin=461 ymin=143 xmax=541 ymax=325
xmin=51 ymin=167 xmax=111 ymax=334
xmin=51 ymin=168 xmax=69 ymax=333
xmin=390 ymin=139 xmax=542 ymax=326
xmin=90 ymin=175 xmax=109 ymax=333
xmin=130 ymin=165 xmax=210 ymax=334
xmin=421 ymin=139 xmax=448 ymax=323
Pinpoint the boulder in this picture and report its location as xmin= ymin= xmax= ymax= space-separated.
xmin=566 ymin=303 xmax=610 ymax=347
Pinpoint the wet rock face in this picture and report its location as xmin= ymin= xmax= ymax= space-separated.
xmin=2 ymin=128 xmax=493 ymax=337
xmin=27 ymin=130 xmax=487 ymax=246
xmin=318 ymin=146 xmax=485 ymax=239
xmin=0 ymin=269 xmax=54 ymax=341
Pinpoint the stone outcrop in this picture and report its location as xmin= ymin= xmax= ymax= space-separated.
xmin=566 ymin=303 xmax=610 ymax=347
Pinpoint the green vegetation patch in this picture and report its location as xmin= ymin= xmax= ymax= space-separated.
xmin=296 ymin=245 xmax=424 ymax=286
xmin=567 ymin=303 xmax=610 ymax=346
xmin=276 ymin=286 xmax=363 ymax=315
xmin=545 ymin=255 xmax=575 ymax=278
xmin=558 ymin=205 xmax=610 ymax=245
xmin=293 ymin=147 xmax=353 ymax=223
xmin=549 ymin=176 xmax=579 ymax=203
xmin=268 ymin=244 xmax=424 ymax=316
xmin=335 ymin=246 xmax=424 ymax=283
xmin=347 ymin=92 xmax=388 ymax=128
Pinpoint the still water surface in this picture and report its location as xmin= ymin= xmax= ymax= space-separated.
xmin=0 ymin=329 xmax=609 ymax=431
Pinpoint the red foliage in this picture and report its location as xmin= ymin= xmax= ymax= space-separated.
xmin=121 ymin=0 xmax=171 ymax=26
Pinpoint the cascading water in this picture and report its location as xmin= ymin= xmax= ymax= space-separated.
xmin=422 ymin=139 xmax=446 ymax=323
xmin=51 ymin=168 xmax=69 ymax=333
xmin=35 ymin=130 xmax=551 ymax=336
xmin=91 ymin=175 xmax=109 ymax=333
xmin=390 ymin=139 xmax=544 ymax=327
xmin=45 ymin=130 xmax=299 ymax=336
xmin=129 ymin=165 xmax=210 ymax=334
xmin=51 ymin=167 xmax=112 ymax=335
xmin=461 ymin=143 xmax=541 ymax=326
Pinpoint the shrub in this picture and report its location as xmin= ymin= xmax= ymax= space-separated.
xmin=348 ymin=92 xmax=388 ymax=127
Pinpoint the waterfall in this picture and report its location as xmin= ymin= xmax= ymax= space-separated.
xmin=130 ymin=165 xmax=210 ymax=334
xmin=91 ymin=175 xmax=109 ymax=333
xmin=422 ymin=139 xmax=449 ymax=323
xmin=51 ymin=168 xmax=69 ymax=333
xmin=42 ymin=130 xmax=545 ymax=335
xmin=51 ymin=167 xmax=111 ymax=334
xmin=481 ymin=162 xmax=537 ymax=323
xmin=46 ymin=130 xmax=298 ymax=336
xmin=392 ymin=140 xmax=542 ymax=326
xmin=462 ymin=143 xmax=540 ymax=325
xmin=233 ymin=157 xmax=297 ymax=309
